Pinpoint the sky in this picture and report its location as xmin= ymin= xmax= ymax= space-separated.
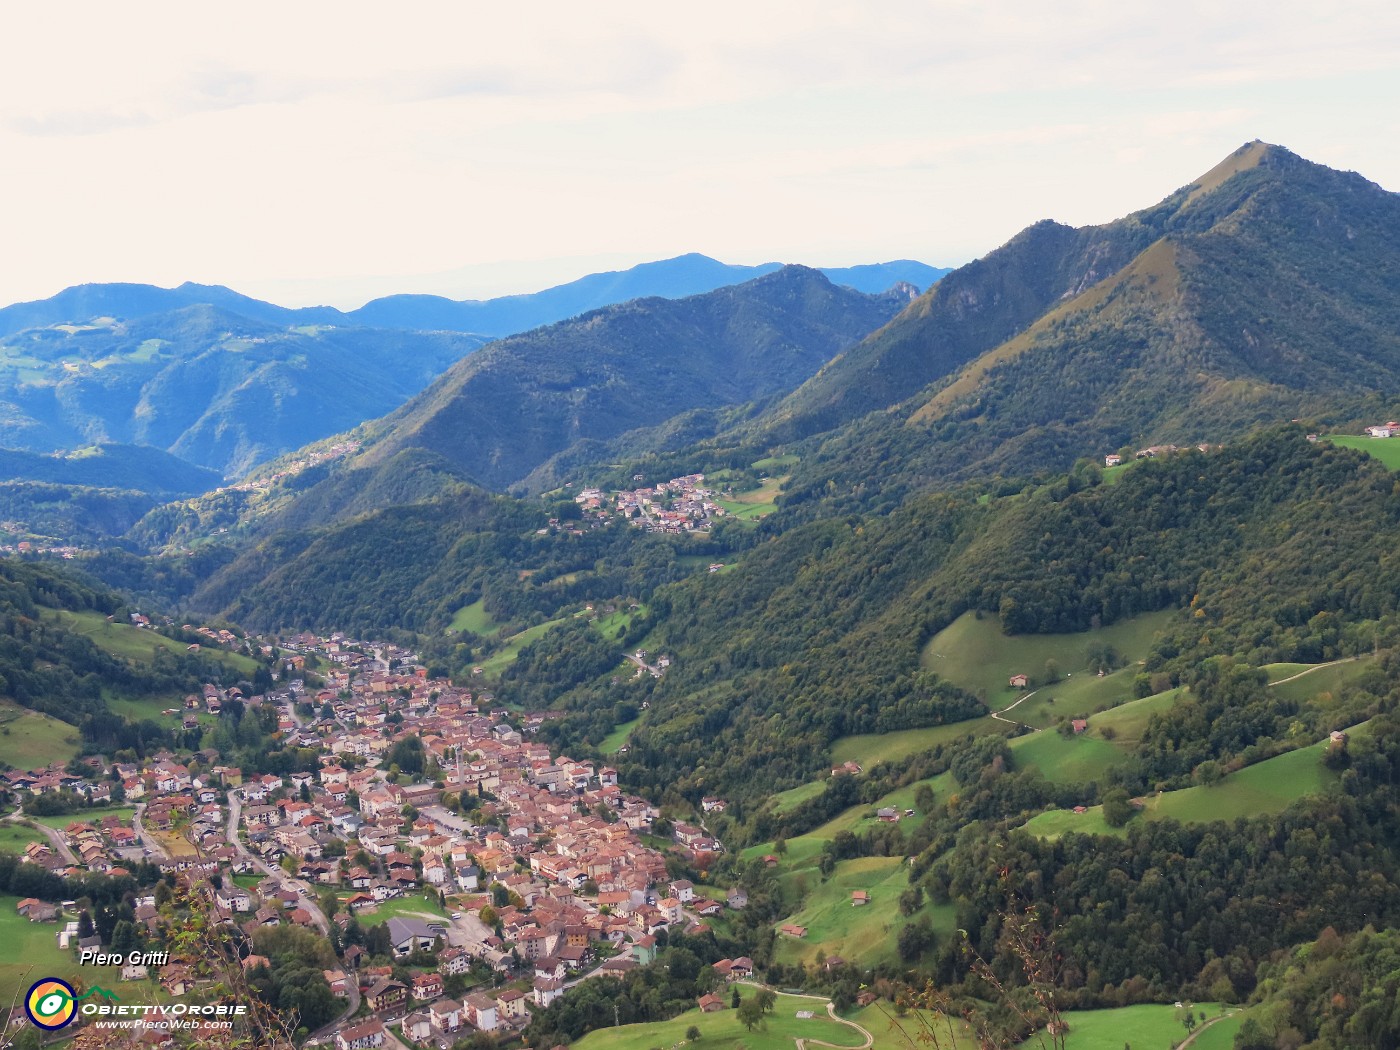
xmin=2 ymin=2 xmax=1399 ymax=309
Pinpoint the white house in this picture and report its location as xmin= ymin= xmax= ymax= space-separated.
xmin=464 ymin=992 xmax=498 ymax=1031
xmin=335 ymin=1018 xmax=385 ymax=1050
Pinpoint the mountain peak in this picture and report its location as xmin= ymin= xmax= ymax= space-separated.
xmin=1184 ymin=140 xmax=1279 ymax=203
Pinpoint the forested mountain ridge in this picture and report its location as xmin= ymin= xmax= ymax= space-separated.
xmin=352 ymin=266 xmax=913 ymax=492
xmin=1 ymin=255 xmax=946 ymax=339
xmin=118 ymin=267 xmax=909 ymax=549
xmin=743 ymin=142 xmax=1400 ymax=514
xmin=747 ymin=143 xmax=1265 ymax=443
xmin=0 ymin=305 xmax=487 ymax=477
xmin=352 ymin=254 xmax=946 ymax=333
xmin=0 ymin=444 xmax=223 ymax=545
xmin=0 ymin=444 xmax=219 ymax=495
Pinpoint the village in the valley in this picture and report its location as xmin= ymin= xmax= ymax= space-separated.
xmin=6 ymin=626 xmax=740 ymax=1050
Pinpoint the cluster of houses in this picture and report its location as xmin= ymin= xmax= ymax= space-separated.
xmin=8 ymin=628 xmax=747 ymax=1048
xmin=0 ymin=538 xmax=83 ymax=557
xmin=222 ymin=440 xmax=362 ymax=496
xmin=1103 ymin=442 xmax=1222 ymax=468
xmin=575 ymin=472 xmax=730 ymax=534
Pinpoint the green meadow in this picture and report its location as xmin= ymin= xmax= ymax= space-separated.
xmin=567 ymin=994 xmax=1235 ymax=1050
xmin=53 ymin=609 xmax=260 ymax=676
xmin=1009 ymin=730 xmax=1122 ymax=784
xmin=831 ymin=718 xmax=998 ymax=769
xmin=1144 ymin=738 xmax=1335 ymax=824
xmin=1099 ymin=461 xmax=1138 ymax=484
xmin=593 ymin=603 xmax=649 ymax=640
xmin=1021 ymin=805 xmax=1126 ymax=841
xmin=446 ymin=598 xmax=501 ymax=636
xmin=745 ymin=804 xmax=959 ymax=969
xmin=0 ymin=823 xmax=46 ymax=853
xmin=1323 ymin=433 xmax=1400 ymax=470
xmin=714 ymin=471 xmax=788 ymax=520
xmin=763 ymin=646 xmax=1364 ymax=985
xmin=103 ymin=693 xmax=200 ymax=725
xmin=751 ymin=454 xmax=800 ymax=471
xmin=572 ymin=991 xmax=864 ymax=1050
xmin=1018 ymin=1003 xmax=1233 ymax=1050
xmin=0 ymin=700 xmax=80 ymax=769
xmin=1267 ymin=656 xmax=1373 ymax=704
xmin=1085 ymin=686 xmax=1189 ymax=749
xmin=1023 ymin=731 xmax=1349 ymax=838
xmin=849 ymin=1002 xmax=981 ymax=1049
xmin=920 ymin=608 xmax=1176 ymax=717
xmin=714 ymin=497 xmax=779 ymax=520
xmin=0 ymin=895 xmax=156 ymax=1006
xmin=769 ymin=779 xmax=830 ymax=814
xmin=599 ymin=718 xmax=640 ymax=754
xmin=475 ymin=615 xmax=570 ymax=677
xmin=33 ymin=805 xmax=136 ymax=830
xmin=341 ymin=891 xmax=448 ymax=927
xmin=774 ymin=857 xmax=955 ymax=969
xmin=1262 ymin=662 xmax=1312 ymax=683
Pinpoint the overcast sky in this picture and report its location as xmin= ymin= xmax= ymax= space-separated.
xmin=3 ymin=2 xmax=1399 ymax=309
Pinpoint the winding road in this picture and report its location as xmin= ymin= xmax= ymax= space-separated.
xmin=4 ymin=804 xmax=77 ymax=865
xmin=1268 ymin=658 xmax=1355 ymax=688
xmin=225 ymin=791 xmax=331 ymax=937
xmin=990 ymin=688 xmax=1039 ymax=729
xmin=624 ymin=654 xmax=663 ymax=679
xmin=132 ymin=802 xmax=170 ymax=860
xmin=225 ymin=788 xmax=364 ymax=1042
xmin=794 ymin=1002 xmax=873 ymax=1050
xmin=732 ymin=982 xmax=873 ymax=1050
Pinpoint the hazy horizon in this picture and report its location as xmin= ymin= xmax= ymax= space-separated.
xmin=3 ymin=2 xmax=1399 ymax=308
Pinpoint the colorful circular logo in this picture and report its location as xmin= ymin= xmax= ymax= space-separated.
xmin=25 ymin=978 xmax=78 ymax=1030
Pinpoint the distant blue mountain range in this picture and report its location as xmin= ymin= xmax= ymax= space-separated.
xmin=0 ymin=254 xmax=948 ymax=339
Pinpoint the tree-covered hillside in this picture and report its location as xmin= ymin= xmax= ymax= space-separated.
xmin=0 ymin=558 xmax=238 ymax=734
xmin=587 ymin=430 xmax=1400 ymax=799
xmin=352 ymin=266 xmax=911 ymax=492
xmin=0 ymin=445 xmax=225 ymax=545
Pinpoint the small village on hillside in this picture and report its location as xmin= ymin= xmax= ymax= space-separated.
xmin=574 ymin=473 xmax=728 ymax=534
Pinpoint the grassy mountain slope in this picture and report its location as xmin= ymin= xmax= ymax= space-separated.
xmin=179 ymin=479 xmax=718 ymax=639
xmin=761 ymin=216 xmax=1164 ymax=442
xmin=0 ymin=558 xmax=248 ymax=742
xmin=0 ymin=446 xmax=223 ymax=545
xmin=125 ymin=267 xmax=906 ymax=546
xmin=753 ymin=143 xmax=1400 ymax=513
